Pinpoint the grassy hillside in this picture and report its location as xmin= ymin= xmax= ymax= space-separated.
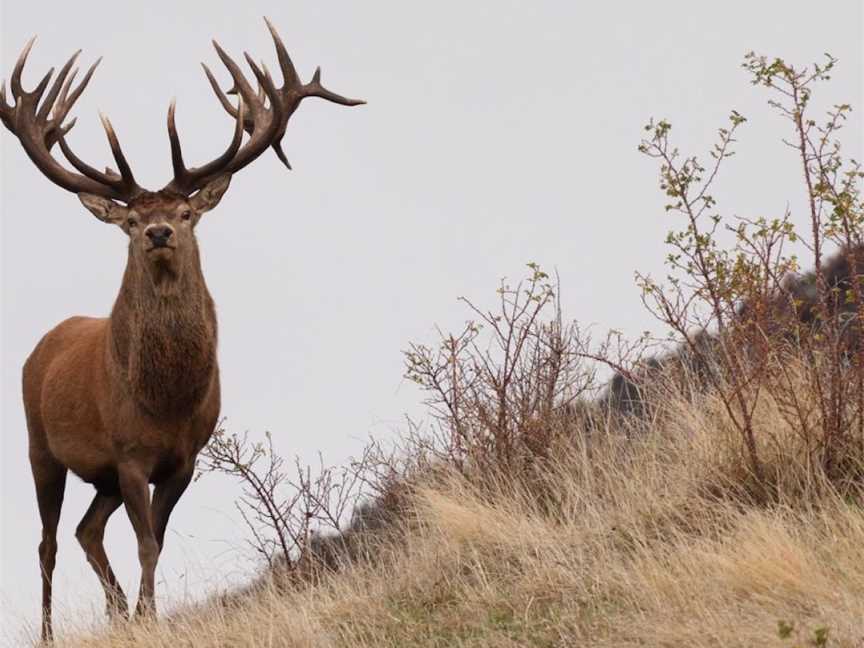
xmin=45 ymin=51 xmax=864 ymax=647
xmin=54 ymin=370 xmax=864 ymax=647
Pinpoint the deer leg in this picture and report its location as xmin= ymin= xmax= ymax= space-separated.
xmin=32 ymin=460 xmax=67 ymax=643
xmin=76 ymin=492 xmax=128 ymax=619
xmin=151 ymin=467 xmax=194 ymax=551
xmin=117 ymin=463 xmax=159 ymax=618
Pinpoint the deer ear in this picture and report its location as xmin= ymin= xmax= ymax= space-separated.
xmin=190 ymin=174 xmax=232 ymax=214
xmin=79 ymin=193 xmax=129 ymax=225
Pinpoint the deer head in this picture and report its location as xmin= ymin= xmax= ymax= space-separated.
xmin=1 ymin=18 xmax=363 ymax=283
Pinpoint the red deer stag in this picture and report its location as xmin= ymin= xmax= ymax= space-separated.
xmin=1 ymin=19 xmax=362 ymax=642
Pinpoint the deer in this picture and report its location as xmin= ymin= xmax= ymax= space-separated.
xmin=0 ymin=18 xmax=363 ymax=642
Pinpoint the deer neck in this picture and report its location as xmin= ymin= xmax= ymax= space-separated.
xmin=109 ymin=247 xmax=218 ymax=419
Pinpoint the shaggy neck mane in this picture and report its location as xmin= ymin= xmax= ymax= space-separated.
xmin=109 ymin=244 xmax=218 ymax=420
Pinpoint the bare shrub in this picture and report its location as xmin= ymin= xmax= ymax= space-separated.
xmin=402 ymin=263 xmax=604 ymax=473
xmin=197 ymin=427 xmax=376 ymax=579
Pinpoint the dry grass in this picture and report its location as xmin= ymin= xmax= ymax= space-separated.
xmin=45 ymin=378 xmax=864 ymax=648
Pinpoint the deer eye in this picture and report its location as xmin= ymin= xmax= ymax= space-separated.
xmin=181 ymin=210 xmax=192 ymax=221
xmin=127 ymin=217 xmax=138 ymax=228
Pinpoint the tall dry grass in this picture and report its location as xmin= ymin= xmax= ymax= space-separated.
xmin=49 ymin=367 xmax=864 ymax=647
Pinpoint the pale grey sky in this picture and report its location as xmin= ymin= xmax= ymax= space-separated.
xmin=1 ymin=0 xmax=861 ymax=643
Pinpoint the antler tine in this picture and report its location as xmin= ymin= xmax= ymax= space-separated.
xmin=59 ymin=117 xmax=76 ymax=137
xmin=0 ymin=81 xmax=11 ymax=130
xmin=244 ymin=54 xmax=267 ymax=102
xmin=212 ymin=41 xmax=260 ymax=112
xmin=8 ymin=36 xmax=58 ymax=109
xmin=98 ymin=112 xmax=137 ymax=188
xmin=300 ymin=67 xmax=365 ymax=106
xmin=10 ymin=36 xmax=36 ymax=97
xmin=30 ymin=67 xmax=55 ymax=107
xmin=201 ymin=62 xmax=239 ymax=117
xmin=254 ymin=60 xmax=271 ymax=106
xmin=264 ymin=17 xmax=299 ymax=87
xmin=258 ymin=61 xmax=291 ymax=169
xmin=55 ymin=67 xmax=78 ymax=111
xmin=243 ymin=53 xmax=283 ymax=127
xmin=42 ymin=67 xmax=79 ymax=150
xmin=56 ymin=114 xmax=135 ymax=192
xmin=58 ymin=131 xmax=119 ymax=185
xmin=54 ymin=57 xmax=101 ymax=125
xmin=2 ymin=37 xmax=142 ymax=201
xmin=271 ymin=141 xmax=291 ymax=169
xmin=194 ymin=97 xmax=246 ymax=179
xmin=165 ymin=97 xmax=245 ymax=194
xmin=57 ymin=119 xmax=123 ymax=188
xmin=37 ymin=50 xmax=81 ymax=122
xmin=46 ymin=57 xmax=101 ymax=151
xmin=167 ymin=98 xmax=185 ymax=181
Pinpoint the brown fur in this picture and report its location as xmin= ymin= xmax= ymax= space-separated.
xmin=24 ymin=182 xmax=229 ymax=639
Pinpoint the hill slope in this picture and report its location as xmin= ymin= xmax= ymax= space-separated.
xmin=56 ymin=382 xmax=864 ymax=648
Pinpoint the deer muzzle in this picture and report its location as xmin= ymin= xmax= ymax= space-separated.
xmin=145 ymin=224 xmax=175 ymax=250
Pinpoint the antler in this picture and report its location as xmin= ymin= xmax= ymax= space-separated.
xmin=0 ymin=38 xmax=144 ymax=202
xmin=164 ymin=17 xmax=364 ymax=195
xmin=1 ymin=22 xmax=362 ymax=201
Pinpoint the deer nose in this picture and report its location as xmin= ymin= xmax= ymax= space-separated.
xmin=145 ymin=225 xmax=174 ymax=247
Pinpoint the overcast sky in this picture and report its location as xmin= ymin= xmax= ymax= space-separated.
xmin=1 ymin=0 xmax=861 ymax=643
